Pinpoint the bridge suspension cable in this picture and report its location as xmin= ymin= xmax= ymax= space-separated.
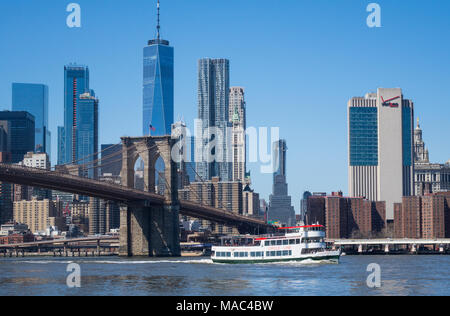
xmin=55 ymin=142 xmax=123 ymax=169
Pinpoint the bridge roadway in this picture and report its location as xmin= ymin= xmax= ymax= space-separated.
xmin=0 ymin=163 xmax=270 ymax=230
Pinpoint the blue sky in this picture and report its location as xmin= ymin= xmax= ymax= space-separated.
xmin=1 ymin=0 xmax=450 ymax=210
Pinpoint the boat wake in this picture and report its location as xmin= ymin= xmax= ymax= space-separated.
xmin=15 ymin=258 xmax=214 ymax=265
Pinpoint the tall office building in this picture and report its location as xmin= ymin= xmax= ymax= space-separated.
xmin=0 ymin=111 xmax=35 ymax=163
xmin=348 ymin=88 xmax=414 ymax=220
xmin=143 ymin=0 xmax=174 ymax=136
xmin=267 ymin=139 xmax=295 ymax=226
xmin=12 ymin=83 xmax=51 ymax=157
xmin=196 ymin=58 xmax=232 ymax=181
xmin=229 ymin=87 xmax=246 ymax=182
xmin=59 ymin=65 xmax=99 ymax=179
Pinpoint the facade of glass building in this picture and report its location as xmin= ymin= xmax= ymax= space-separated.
xmin=12 ymin=83 xmax=51 ymax=157
xmin=196 ymin=58 xmax=232 ymax=181
xmin=349 ymin=107 xmax=378 ymax=166
xmin=77 ymin=92 xmax=99 ymax=179
xmin=59 ymin=65 xmax=98 ymax=179
xmin=143 ymin=39 xmax=174 ymax=136
xmin=0 ymin=111 xmax=35 ymax=163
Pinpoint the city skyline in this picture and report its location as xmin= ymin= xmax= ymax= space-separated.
xmin=1 ymin=0 xmax=450 ymax=209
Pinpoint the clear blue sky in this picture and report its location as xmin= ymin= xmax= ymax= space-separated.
xmin=1 ymin=0 xmax=450 ymax=210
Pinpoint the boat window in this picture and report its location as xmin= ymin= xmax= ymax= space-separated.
xmin=271 ymin=240 xmax=276 ymax=246
xmin=282 ymin=250 xmax=289 ymax=256
xmin=265 ymin=241 xmax=270 ymax=246
xmin=227 ymin=252 xmax=231 ymax=257
xmin=276 ymin=251 xmax=282 ymax=256
xmin=289 ymin=250 xmax=292 ymax=256
xmin=289 ymin=239 xmax=295 ymax=245
xmin=296 ymin=239 xmax=300 ymax=244
xmin=266 ymin=251 xmax=270 ymax=257
xmin=283 ymin=240 xmax=288 ymax=245
xmin=276 ymin=240 xmax=282 ymax=246
xmin=270 ymin=251 xmax=276 ymax=257
xmin=234 ymin=252 xmax=238 ymax=257
xmin=250 ymin=252 xmax=255 ymax=257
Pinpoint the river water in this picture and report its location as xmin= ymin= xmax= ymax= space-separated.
xmin=0 ymin=255 xmax=448 ymax=296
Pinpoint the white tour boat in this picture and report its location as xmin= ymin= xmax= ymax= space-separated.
xmin=211 ymin=225 xmax=341 ymax=264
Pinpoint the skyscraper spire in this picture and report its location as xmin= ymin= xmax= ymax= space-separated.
xmin=156 ymin=0 xmax=161 ymax=40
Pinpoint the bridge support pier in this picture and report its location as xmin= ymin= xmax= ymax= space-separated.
xmin=119 ymin=204 xmax=180 ymax=257
xmin=119 ymin=136 xmax=181 ymax=257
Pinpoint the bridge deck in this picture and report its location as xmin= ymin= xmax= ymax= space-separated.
xmin=0 ymin=163 xmax=271 ymax=230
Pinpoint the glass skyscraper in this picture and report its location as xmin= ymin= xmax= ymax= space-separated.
xmin=12 ymin=83 xmax=51 ymax=157
xmin=196 ymin=58 xmax=232 ymax=181
xmin=0 ymin=111 xmax=35 ymax=163
xmin=142 ymin=1 xmax=174 ymax=136
xmin=58 ymin=65 xmax=98 ymax=179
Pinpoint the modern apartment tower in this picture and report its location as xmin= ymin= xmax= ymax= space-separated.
xmin=229 ymin=87 xmax=246 ymax=182
xmin=348 ymin=88 xmax=414 ymax=220
xmin=12 ymin=83 xmax=51 ymax=157
xmin=196 ymin=58 xmax=232 ymax=181
xmin=268 ymin=139 xmax=296 ymax=226
xmin=58 ymin=65 xmax=99 ymax=179
xmin=143 ymin=0 xmax=174 ymax=136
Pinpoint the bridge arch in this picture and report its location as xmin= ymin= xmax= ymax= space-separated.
xmin=120 ymin=136 xmax=177 ymax=203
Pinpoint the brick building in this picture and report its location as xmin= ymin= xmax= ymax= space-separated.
xmin=306 ymin=192 xmax=386 ymax=239
xmin=394 ymin=192 xmax=450 ymax=239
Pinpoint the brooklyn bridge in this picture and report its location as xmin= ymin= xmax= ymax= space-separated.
xmin=0 ymin=135 xmax=273 ymax=257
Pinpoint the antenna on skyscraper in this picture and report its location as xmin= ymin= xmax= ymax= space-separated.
xmin=156 ymin=0 xmax=161 ymax=40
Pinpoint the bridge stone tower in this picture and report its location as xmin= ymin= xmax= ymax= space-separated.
xmin=119 ymin=136 xmax=181 ymax=257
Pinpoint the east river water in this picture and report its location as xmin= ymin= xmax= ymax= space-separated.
xmin=0 ymin=255 xmax=448 ymax=296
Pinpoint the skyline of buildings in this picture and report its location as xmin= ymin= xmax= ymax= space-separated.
xmin=0 ymin=2 xmax=449 ymax=239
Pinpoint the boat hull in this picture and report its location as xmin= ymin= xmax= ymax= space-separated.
xmin=212 ymin=252 xmax=341 ymax=264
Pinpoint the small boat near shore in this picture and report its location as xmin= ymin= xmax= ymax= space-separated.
xmin=211 ymin=225 xmax=341 ymax=264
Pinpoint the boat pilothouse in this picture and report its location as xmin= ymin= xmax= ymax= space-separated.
xmin=211 ymin=225 xmax=341 ymax=264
